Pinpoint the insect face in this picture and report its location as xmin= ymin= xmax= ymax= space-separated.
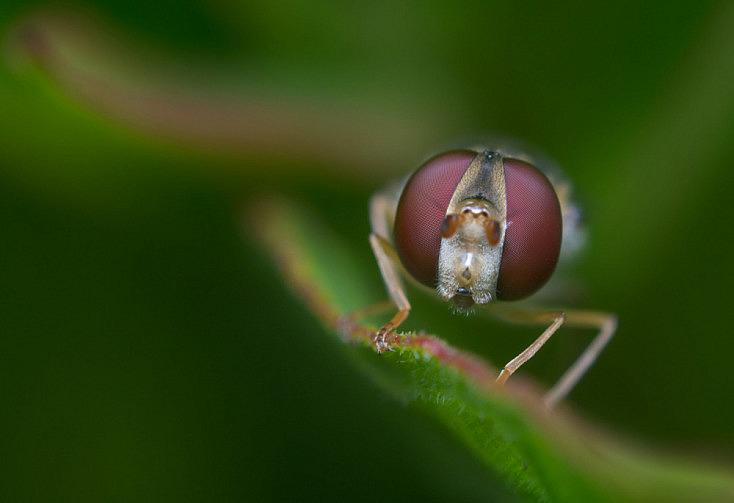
xmin=394 ymin=149 xmax=562 ymax=309
xmin=437 ymin=199 xmax=503 ymax=310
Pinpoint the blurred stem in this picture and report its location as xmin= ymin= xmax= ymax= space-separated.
xmin=4 ymin=8 xmax=451 ymax=181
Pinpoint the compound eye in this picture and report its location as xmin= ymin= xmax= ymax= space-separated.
xmin=497 ymin=159 xmax=563 ymax=300
xmin=394 ymin=150 xmax=476 ymax=287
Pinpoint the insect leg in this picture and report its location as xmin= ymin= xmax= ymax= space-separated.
xmin=367 ymin=187 xmax=411 ymax=352
xmin=491 ymin=306 xmax=616 ymax=407
xmin=495 ymin=310 xmax=566 ymax=388
xmin=369 ymin=233 xmax=411 ymax=352
xmin=543 ymin=310 xmax=617 ymax=407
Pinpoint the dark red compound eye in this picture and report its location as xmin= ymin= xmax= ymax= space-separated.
xmin=497 ymin=159 xmax=562 ymax=300
xmin=394 ymin=150 xmax=475 ymax=287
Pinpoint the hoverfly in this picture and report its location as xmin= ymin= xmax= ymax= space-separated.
xmin=368 ymin=143 xmax=616 ymax=406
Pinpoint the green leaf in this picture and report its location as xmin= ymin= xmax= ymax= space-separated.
xmin=248 ymin=195 xmax=734 ymax=502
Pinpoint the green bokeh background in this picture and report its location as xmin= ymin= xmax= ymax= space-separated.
xmin=1 ymin=1 xmax=733 ymax=500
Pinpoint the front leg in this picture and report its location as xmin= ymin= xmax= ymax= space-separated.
xmin=543 ymin=309 xmax=617 ymax=407
xmin=495 ymin=310 xmax=566 ymax=387
xmin=369 ymin=233 xmax=411 ymax=353
xmin=492 ymin=306 xmax=616 ymax=407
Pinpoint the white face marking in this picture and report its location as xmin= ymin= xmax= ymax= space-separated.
xmin=461 ymin=253 xmax=474 ymax=279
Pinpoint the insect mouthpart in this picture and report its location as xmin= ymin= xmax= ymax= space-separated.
xmin=451 ymin=292 xmax=475 ymax=312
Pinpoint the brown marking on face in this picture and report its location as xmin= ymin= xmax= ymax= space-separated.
xmin=484 ymin=219 xmax=501 ymax=246
xmin=440 ymin=213 xmax=463 ymax=239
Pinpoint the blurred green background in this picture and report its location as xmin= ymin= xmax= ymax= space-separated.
xmin=1 ymin=0 xmax=733 ymax=500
